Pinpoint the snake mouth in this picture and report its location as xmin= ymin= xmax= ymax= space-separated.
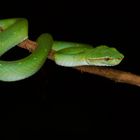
xmin=86 ymin=57 xmax=124 ymax=66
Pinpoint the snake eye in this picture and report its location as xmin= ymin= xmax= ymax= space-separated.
xmin=104 ymin=58 xmax=110 ymax=61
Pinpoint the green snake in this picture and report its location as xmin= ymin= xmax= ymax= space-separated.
xmin=0 ymin=18 xmax=124 ymax=82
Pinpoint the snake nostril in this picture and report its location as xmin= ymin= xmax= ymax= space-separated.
xmin=0 ymin=27 xmax=4 ymax=32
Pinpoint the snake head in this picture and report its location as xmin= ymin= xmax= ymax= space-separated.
xmin=85 ymin=45 xmax=124 ymax=66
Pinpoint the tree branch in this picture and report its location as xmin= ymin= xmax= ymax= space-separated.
xmin=18 ymin=39 xmax=140 ymax=87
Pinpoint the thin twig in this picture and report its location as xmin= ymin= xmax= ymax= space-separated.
xmin=18 ymin=39 xmax=140 ymax=87
xmin=75 ymin=66 xmax=140 ymax=87
xmin=19 ymin=39 xmax=38 ymax=52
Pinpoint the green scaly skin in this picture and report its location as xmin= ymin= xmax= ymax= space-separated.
xmin=0 ymin=18 xmax=53 ymax=81
xmin=0 ymin=18 xmax=124 ymax=82
xmin=53 ymin=43 xmax=124 ymax=67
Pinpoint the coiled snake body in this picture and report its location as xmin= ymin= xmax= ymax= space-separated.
xmin=0 ymin=18 xmax=124 ymax=82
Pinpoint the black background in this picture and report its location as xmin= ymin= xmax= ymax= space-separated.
xmin=0 ymin=0 xmax=140 ymax=138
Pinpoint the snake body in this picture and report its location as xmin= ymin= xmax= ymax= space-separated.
xmin=0 ymin=18 xmax=124 ymax=82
